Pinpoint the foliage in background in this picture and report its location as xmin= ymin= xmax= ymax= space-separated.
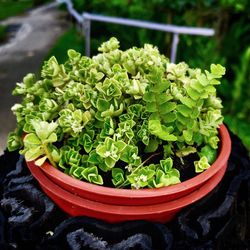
xmin=64 ymin=0 xmax=250 ymax=150
xmin=8 ymin=38 xmax=225 ymax=189
xmin=45 ymin=26 xmax=84 ymax=64
xmin=224 ymin=46 xmax=250 ymax=150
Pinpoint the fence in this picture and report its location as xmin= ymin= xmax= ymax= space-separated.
xmin=56 ymin=0 xmax=215 ymax=63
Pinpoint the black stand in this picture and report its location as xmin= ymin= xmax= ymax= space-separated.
xmin=0 ymin=131 xmax=250 ymax=249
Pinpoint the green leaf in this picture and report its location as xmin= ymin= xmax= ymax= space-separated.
xmin=98 ymin=37 xmax=120 ymax=52
xmin=176 ymin=112 xmax=189 ymax=125
xmin=148 ymin=119 xmax=161 ymax=135
xmin=159 ymin=102 xmax=176 ymax=114
xmin=69 ymin=166 xmax=78 ymax=176
xmin=25 ymin=147 xmax=44 ymax=161
xmin=24 ymin=133 xmax=41 ymax=147
xmin=199 ymin=145 xmax=217 ymax=164
xmin=186 ymin=87 xmax=200 ymax=100
xmin=177 ymin=104 xmax=192 ymax=117
xmin=162 ymin=112 xmax=177 ymax=123
xmin=127 ymin=168 xmax=155 ymax=189
xmin=82 ymin=134 xmax=93 ymax=153
xmin=163 ymin=144 xmax=173 ymax=158
xmin=143 ymin=92 xmax=155 ymax=102
xmin=148 ymin=120 xmax=177 ymax=141
xmin=68 ymin=49 xmax=81 ymax=59
xmin=208 ymin=136 xmax=220 ymax=149
xmin=144 ymin=139 xmax=159 ymax=153
xmin=128 ymin=104 xmax=144 ymax=118
xmin=205 ymin=85 xmax=216 ymax=94
xmin=91 ymin=175 xmax=104 ymax=185
xmin=7 ymin=132 xmax=22 ymax=151
xmin=115 ymin=140 xmax=127 ymax=152
xmin=82 ymin=166 xmax=104 ymax=185
xmin=154 ymin=167 xmax=180 ymax=187
xmin=179 ymin=96 xmax=196 ymax=108
xmin=23 ymin=73 xmax=36 ymax=88
xmin=190 ymin=107 xmax=200 ymax=119
xmin=95 ymin=144 xmax=107 ymax=158
xmin=176 ymin=146 xmax=196 ymax=158
xmin=88 ymin=150 xmax=102 ymax=164
xmin=210 ymin=64 xmax=226 ymax=77
xmin=112 ymin=168 xmax=125 ymax=186
xmin=73 ymin=167 xmax=85 ymax=179
xmin=165 ymin=175 xmax=181 ymax=185
xmin=50 ymin=145 xmax=60 ymax=163
xmin=31 ymin=120 xmax=58 ymax=142
xmin=153 ymin=169 xmax=165 ymax=188
xmin=190 ymin=80 xmax=204 ymax=93
xmin=146 ymin=102 xmax=157 ymax=112
xmin=120 ymin=145 xmax=137 ymax=163
xmin=210 ymin=79 xmax=220 ymax=85
xmin=105 ymin=157 xmax=116 ymax=170
xmin=196 ymin=74 xmax=209 ymax=86
xmin=97 ymin=98 xmax=110 ymax=112
xmin=44 ymin=133 xmax=57 ymax=144
xmin=194 ymin=156 xmax=210 ymax=173
xmin=160 ymin=158 xmax=173 ymax=173
xmin=158 ymin=94 xmax=173 ymax=105
xmin=183 ymin=130 xmax=193 ymax=142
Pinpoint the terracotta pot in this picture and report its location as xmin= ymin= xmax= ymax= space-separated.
xmin=29 ymin=124 xmax=231 ymax=206
xmin=27 ymin=160 xmax=227 ymax=223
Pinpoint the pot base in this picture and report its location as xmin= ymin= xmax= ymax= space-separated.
xmin=27 ymin=161 xmax=227 ymax=223
xmin=36 ymin=124 xmax=231 ymax=206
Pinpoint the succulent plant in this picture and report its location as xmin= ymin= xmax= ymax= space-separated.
xmin=8 ymin=37 xmax=225 ymax=189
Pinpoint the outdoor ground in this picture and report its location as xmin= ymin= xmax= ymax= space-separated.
xmin=0 ymin=3 xmax=69 ymax=154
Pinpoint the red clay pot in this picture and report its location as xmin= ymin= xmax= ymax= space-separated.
xmin=27 ymin=160 xmax=227 ymax=223
xmin=29 ymin=124 xmax=231 ymax=206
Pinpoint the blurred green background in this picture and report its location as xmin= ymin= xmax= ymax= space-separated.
xmin=1 ymin=0 xmax=250 ymax=151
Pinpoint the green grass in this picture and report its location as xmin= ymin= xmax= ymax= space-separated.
xmin=45 ymin=26 xmax=85 ymax=64
xmin=0 ymin=25 xmax=7 ymax=43
xmin=0 ymin=1 xmax=34 ymax=20
xmin=0 ymin=0 xmax=52 ymax=20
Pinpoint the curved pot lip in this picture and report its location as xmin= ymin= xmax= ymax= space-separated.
xmin=38 ymin=123 xmax=231 ymax=198
xmin=29 ymin=161 xmax=227 ymax=216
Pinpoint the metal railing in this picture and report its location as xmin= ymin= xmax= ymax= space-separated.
xmin=57 ymin=0 xmax=215 ymax=63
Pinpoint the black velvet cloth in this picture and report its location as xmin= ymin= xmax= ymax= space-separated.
xmin=0 ymin=131 xmax=250 ymax=250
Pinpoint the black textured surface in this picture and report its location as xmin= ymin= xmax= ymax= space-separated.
xmin=0 ymin=131 xmax=250 ymax=250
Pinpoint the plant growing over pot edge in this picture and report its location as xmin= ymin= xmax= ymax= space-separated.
xmin=7 ymin=37 xmax=226 ymax=190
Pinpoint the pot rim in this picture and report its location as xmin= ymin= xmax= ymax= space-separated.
xmin=37 ymin=123 xmax=231 ymax=198
xmin=28 ymin=160 xmax=227 ymax=216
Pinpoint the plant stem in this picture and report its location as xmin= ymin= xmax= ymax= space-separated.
xmin=133 ymin=152 xmax=161 ymax=174
xmin=117 ymin=152 xmax=161 ymax=188
xmin=43 ymin=143 xmax=57 ymax=168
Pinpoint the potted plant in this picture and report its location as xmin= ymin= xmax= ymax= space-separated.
xmin=7 ymin=37 xmax=231 ymax=223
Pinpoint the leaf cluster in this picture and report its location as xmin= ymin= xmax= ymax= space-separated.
xmin=8 ymin=37 xmax=225 ymax=189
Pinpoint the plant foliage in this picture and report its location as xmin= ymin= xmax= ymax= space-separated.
xmin=8 ymin=38 xmax=225 ymax=189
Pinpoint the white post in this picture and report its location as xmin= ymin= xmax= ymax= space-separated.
xmin=171 ymin=33 xmax=179 ymax=63
xmin=83 ymin=19 xmax=91 ymax=57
